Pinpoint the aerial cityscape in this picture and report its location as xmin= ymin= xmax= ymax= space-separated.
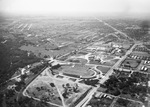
xmin=0 ymin=0 xmax=150 ymax=107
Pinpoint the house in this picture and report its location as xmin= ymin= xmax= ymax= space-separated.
xmin=140 ymin=66 xmax=148 ymax=72
xmin=124 ymin=63 xmax=130 ymax=68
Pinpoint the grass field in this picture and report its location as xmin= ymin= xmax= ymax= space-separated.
xmin=53 ymin=64 xmax=95 ymax=77
xmin=66 ymin=58 xmax=88 ymax=64
xmin=54 ymin=79 xmax=90 ymax=106
xmin=121 ymin=59 xmax=141 ymax=69
xmin=77 ymin=51 xmax=88 ymax=55
xmin=89 ymin=59 xmax=118 ymax=66
xmin=26 ymin=79 xmax=62 ymax=106
xmin=20 ymin=44 xmax=74 ymax=58
xmin=122 ymin=44 xmax=132 ymax=50
xmin=96 ymin=66 xmax=111 ymax=75
xmin=103 ymin=56 xmax=115 ymax=60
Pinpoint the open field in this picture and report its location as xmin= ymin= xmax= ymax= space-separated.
xmin=89 ymin=59 xmax=118 ymax=66
xmin=120 ymin=58 xmax=141 ymax=69
xmin=16 ymin=17 xmax=115 ymax=58
xmin=103 ymin=18 xmax=150 ymax=42
xmin=53 ymin=64 xmax=95 ymax=78
xmin=54 ymin=78 xmax=91 ymax=106
xmin=66 ymin=58 xmax=88 ymax=64
xmin=25 ymin=79 xmax=63 ymax=106
xmin=23 ymin=69 xmax=64 ymax=106
xmin=96 ymin=65 xmax=111 ymax=75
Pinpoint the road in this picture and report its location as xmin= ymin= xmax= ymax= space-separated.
xmin=20 ymin=17 xmax=141 ymax=107
xmin=17 ymin=24 xmax=23 ymax=29
xmin=77 ymin=17 xmax=139 ymax=107
xmin=28 ymin=24 xmax=32 ymax=30
xmin=77 ymin=87 xmax=97 ymax=107
xmin=22 ymin=66 xmax=48 ymax=96
xmin=94 ymin=17 xmax=135 ymax=42
xmin=93 ymin=17 xmax=137 ymax=84
xmin=78 ymin=43 xmax=138 ymax=107
xmin=21 ymin=67 xmax=64 ymax=107
xmin=99 ymin=43 xmax=137 ymax=84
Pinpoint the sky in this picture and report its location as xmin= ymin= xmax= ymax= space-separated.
xmin=0 ymin=0 xmax=150 ymax=16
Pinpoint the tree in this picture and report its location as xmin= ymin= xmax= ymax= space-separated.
xmin=117 ymin=98 xmax=129 ymax=107
xmin=73 ymin=83 xmax=79 ymax=93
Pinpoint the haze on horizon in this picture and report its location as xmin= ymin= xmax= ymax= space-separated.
xmin=0 ymin=0 xmax=150 ymax=17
